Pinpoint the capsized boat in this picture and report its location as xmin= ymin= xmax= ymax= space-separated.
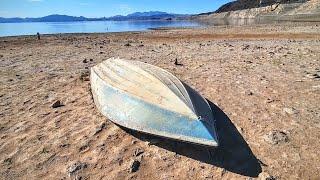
xmin=90 ymin=58 xmax=218 ymax=147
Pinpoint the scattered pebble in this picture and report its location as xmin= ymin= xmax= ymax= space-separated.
xmin=258 ymin=172 xmax=276 ymax=180
xmin=264 ymin=130 xmax=289 ymax=145
xmin=133 ymin=148 xmax=144 ymax=157
xmin=67 ymin=162 xmax=88 ymax=175
xmin=306 ymin=73 xmax=320 ymax=79
xmin=146 ymin=139 xmax=160 ymax=146
xmin=245 ymin=90 xmax=253 ymax=96
xmin=269 ymin=51 xmax=275 ymax=55
xmin=174 ymin=58 xmax=183 ymax=66
xmin=83 ymin=59 xmax=88 ymax=63
xmin=80 ymin=71 xmax=90 ymax=81
xmin=3 ymin=157 xmax=12 ymax=165
xmin=94 ymin=122 xmax=106 ymax=135
xmin=124 ymin=43 xmax=131 ymax=47
xmin=131 ymin=140 xmax=137 ymax=145
xmin=130 ymin=160 xmax=140 ymax=173
xmin=283 ymin=107 xmax=298 ymax=115
xmin=266 ymin=98 xmax=274 ymax=103
xmin=242 ymin=44 xmax=250 ymax=50
xmin=79 ymin=143 xmax=89 ymax=152
xmin=59 ymin=143 xmax=70 ymax=148
xmin=51 ymin=100 xmax=63 ymax=108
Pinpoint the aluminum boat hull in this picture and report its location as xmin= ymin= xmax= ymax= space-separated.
xmin=90 ymin=58 xmax=218 ymax=147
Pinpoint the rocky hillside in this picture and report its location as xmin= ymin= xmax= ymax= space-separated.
xmin=196 ymin=0 xmax=320 ymax=22
xmin=215 ymin=0 xmax=307 ymax=13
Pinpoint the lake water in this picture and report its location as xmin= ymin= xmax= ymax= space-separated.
xmin=0 ymin=20 xmax=200 ymax=37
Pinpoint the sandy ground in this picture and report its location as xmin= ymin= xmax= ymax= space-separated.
xmin=0 ymin=23 xmax=320 ymax=180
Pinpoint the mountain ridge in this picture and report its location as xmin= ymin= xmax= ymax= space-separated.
xmin=0 ymin=11 xmax=189 ymax=23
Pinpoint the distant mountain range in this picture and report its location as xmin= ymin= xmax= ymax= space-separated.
xmin=0 ymin=11 xmax=190 ymax=23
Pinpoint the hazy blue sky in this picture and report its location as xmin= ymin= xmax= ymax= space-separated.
xmin=0 ymin=0 xmax=233 ymax=18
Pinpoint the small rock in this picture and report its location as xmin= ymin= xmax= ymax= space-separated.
xmin=245 ymin=90 xmax=253 ymax=96
xmin=67 ymin=162 xmax=88 ymax=175
xmin=3 ymin=157 xmax=12 ymax=165
xmin=242 ymin=44 xmax=250 ymax=50
xmin=283 ymin=107 xmax=298 ymax=115
xmin=264 ymin=130 xmax=289 ymax=145
xmin=16 ymin=74 xmax=22 ymax=80
xmin=124 ymin=43 xmax=131 ymax=47
xmin=306 ymin=73 xmax=320 ymax=79
xmin=138 ymin=44 xmax=144 ymax=47
xmin=266 ymin=98 xmax=274 ymax=103
xmin=118 ymin=158 xmax=123 ymax=165
xmin=51 ymin=100 xmax=63 ymax=108
xmin=83 ymin=59 xmax=88 ymax=63
xmin=80 ymin=71 xmax=90 ymax=81
xmin=258 ymin=172 xmax=276 ymax=180
xmin=89 ymin=58 xmax=93 ymax=62
xmin=133 ymin=148 xmax=144 ymax=157
xmin=94 ymin=122 xmax=106 ymax=135
xmin=79 ymin=143 xmax=89 ymax=152
xmin=59 ymin=143 xmax=70 ymax=148
xmin=174 ymin=58 xmax=183 ymax=66
xmin=268 ymin=52 xmax=275 ymax=55
xmin=146 ymin=139 xmax=160 ymax=146
xmin=130 ymin=160 xmax=140 ymax=173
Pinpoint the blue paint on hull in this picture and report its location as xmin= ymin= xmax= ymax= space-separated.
xmin=91 ymin=68 xmax=218 ymax=147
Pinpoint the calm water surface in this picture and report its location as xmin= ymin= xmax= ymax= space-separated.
xmin=0 ymin=21 xmax=200 ymax=37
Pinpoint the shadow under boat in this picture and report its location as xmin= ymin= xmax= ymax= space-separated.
xmin=119 ymin=82 xmax=262 ymax=177
xmin=121 ymin=100 xmax=262 ymax=177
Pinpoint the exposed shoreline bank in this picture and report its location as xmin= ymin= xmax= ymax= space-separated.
xmin=1 ymin=23 xmax=320 ymax=179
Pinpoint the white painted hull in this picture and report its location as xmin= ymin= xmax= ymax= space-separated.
xmin=90 ymin=58 xmax=218 ymax=147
